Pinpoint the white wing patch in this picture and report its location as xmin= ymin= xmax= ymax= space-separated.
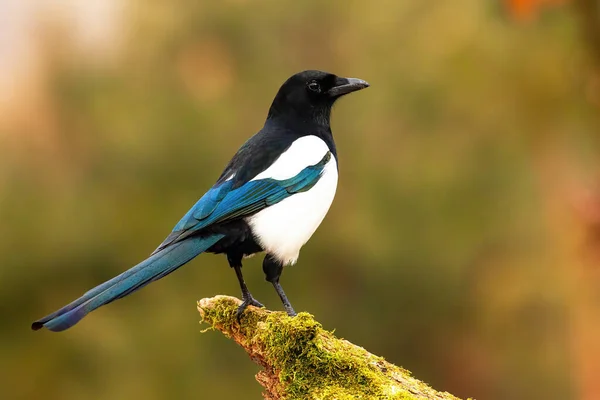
xmin=246 ymin=136 xmax=337 ymax=265
xmin=252 ymin=135 xmax=331 ymax=181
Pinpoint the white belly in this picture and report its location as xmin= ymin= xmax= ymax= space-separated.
xmin=245 ymin=136 xmax=338 ymax=265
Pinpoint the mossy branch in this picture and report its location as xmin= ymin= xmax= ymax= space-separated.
xmin=197 ymin=296 xmax=463 ymax=400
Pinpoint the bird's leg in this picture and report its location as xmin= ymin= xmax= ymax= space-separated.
xmin=228 ymin=253 xmax=264 ymax=320
xmin=263 ymin=254 xmax=297 ymax=317
xmin=233 ymin=265 xmax=265 ymax=317
xmin=272 ymin=280 xmax=297 ymax=317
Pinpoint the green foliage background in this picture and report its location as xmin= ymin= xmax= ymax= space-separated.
xmin=2 ymin=1 xmax=598 ymax=399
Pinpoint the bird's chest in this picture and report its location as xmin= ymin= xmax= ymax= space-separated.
xmin=245 ymin=136 xmax=338 ymax=265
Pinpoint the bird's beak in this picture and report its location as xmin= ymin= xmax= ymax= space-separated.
xmin=328 ymin=77 xmax=370 ymax=97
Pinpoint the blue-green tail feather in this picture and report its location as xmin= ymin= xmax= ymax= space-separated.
xmin=31 ymin=234 xmax=224 ymax=332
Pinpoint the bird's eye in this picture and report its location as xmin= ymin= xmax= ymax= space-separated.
xmin=307 ymin=81 xmax=321 ymax=93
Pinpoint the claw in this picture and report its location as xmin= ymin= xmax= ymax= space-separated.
xmin=236 ymin=296 xmax=264 ymax=321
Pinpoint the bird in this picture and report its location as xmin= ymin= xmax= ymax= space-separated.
xmin=31 ymin=70 xmax=369 ymax=332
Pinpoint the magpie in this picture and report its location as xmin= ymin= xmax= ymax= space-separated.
xmin=32 ymin=70 xmax=369 ymax=332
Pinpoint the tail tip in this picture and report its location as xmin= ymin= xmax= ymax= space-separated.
xmin=31 ymin=321 xmax=44 ymax=331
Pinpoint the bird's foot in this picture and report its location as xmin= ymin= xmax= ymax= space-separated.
xmin=236 ymin=296 xmax=264 ymax=321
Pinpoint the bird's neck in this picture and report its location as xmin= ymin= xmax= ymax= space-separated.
xmin=266 ymin=104 xmax=332 ymax=130
xmin=264 ymin=113 xmax=333 ymax=140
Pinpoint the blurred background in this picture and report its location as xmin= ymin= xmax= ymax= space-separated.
xmin=2 ymin=0 xmax=600 ymax=399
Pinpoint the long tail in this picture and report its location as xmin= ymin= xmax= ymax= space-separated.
xmin=31 ymin=234 xmax=224 ymax=332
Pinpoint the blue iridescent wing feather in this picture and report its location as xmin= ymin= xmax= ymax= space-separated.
xmin=153 ymin=152 xmax=331 ymax=253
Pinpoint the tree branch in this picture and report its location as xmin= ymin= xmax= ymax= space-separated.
xmin=197 ymin=296 xmax=463 ymax=400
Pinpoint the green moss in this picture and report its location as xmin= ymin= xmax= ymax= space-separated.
xmin=198 ymin=296 xmax=460 ymax=400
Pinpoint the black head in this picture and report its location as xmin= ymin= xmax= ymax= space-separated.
xmin=266 ymin=70 xmax=369 ymax=126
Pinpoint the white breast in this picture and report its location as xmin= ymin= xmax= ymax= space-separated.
xmin=246 ymin=136 xmax=338 ymax=265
